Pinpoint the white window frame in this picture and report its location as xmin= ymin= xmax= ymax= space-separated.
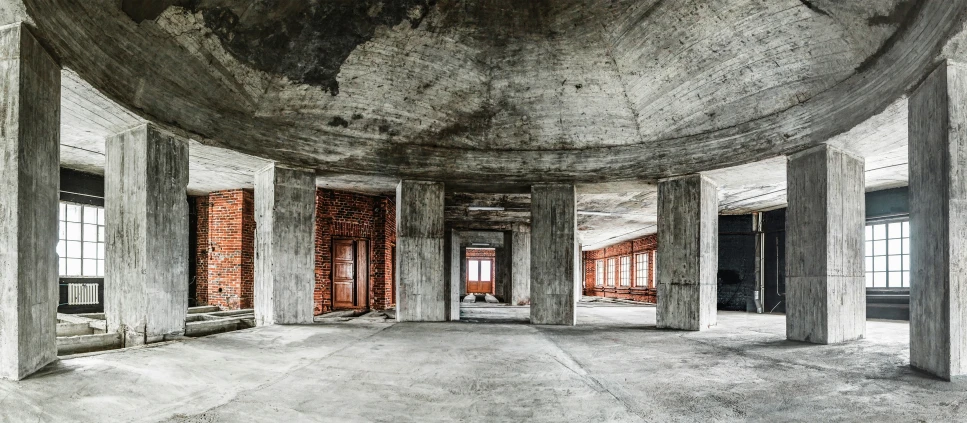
xmin=57 ymin=202 xmax=106 ymax=278
xmin=864 ymin=220 xmax=909 ymax=288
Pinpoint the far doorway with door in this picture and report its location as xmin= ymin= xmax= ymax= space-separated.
xmin=467 ymin=255 xmax=495 ymax=295
xmin=332 ymin=238 xmax=369 ymax=310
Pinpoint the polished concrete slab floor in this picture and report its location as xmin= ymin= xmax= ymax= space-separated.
xmin=2 ymin=305 xmax=963 ymax=422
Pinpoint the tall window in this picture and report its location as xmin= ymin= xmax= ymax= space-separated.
xmin=865 ymin=221 xmax=909 ymax=288
xmin=619 ymin=256 xmax=631 ymax=286
xmin=595 ymin=260 xmax=604 ymax=286
xmin=635 ymin=253 xmax=649 ymax=287
xmin=606 ymin=258 xmax=616 ymax=286
xmin=57 ymin=202 xmax=105 ymax=277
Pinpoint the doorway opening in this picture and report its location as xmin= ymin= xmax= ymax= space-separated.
xmin=332 ymin=238 xmax=369 ymax=310
xmin=466 ymin=248 xmax=495 ymax=295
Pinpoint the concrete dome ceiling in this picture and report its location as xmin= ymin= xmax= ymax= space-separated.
xmin=20 ymin=0 xmax=967 ymax=186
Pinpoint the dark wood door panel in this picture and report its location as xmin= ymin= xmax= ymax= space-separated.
xmin=333 ymin=239 xmax=355 ymax=309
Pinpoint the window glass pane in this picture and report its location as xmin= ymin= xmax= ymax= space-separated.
xmin=887 ymin=255 xmax=901 ymax=272
xmin=83 ymin=206 xmax=98 ymax=224
xmin=481 ymin=261 xmax=491 ymax=281
xmin=620 ymin=256 xmax=630 ymax=286
xmin=66 ymin=223 xmax=82 ymax=241
xmin=873 ymin=224 xmax=886 ymax=240
xmin=902 ymin=238 xmax=909 ymax=254
xmin=873 ymin=256 xmax=886 ymax=272
xmin=66 ymin=259 xmax=81 ymax=276
xmin=903 ymin=272 xmax=910 ymax=287
xmin=888 ymin=222 xmax=902 ymax=238
xmin=97 ymin=208 xmax=105 ymax=225
xmin=59 ymin=203 xmax=66 ymax=221
xmin=59 ymin=258 xmax=66 ymax=275
xmin=887 ymin=239 xmax=901 ymax=255
xmin=98 ymin=226 xmax=105 ymax=243
xmin=902 ymin=255 xmax=909 ymax=272
xmin=66 ymin=204 xmax=82 ymax=222
xmin=469 ymin=260 xmax=479 ymax=281
xmin=83 ymin=242 xmax=97 ymax=259
xmin=97 ymin=260 xmax=105 ymax=277
xmin=83 ymin=224 xmax=98 ymax=243
xmin=865 ymin=272 xmax=873 ymax=287
xmin=607 ymin=258 xmax=616 ymax=286
xmin=56 ymin=240 xmax=65 ymax=258
xmin=595 ymin=261 xmax=603 ymax=285
xmin=865 ymin=225 xmax=872 ymax=241
xmin=82 ymin=259 xmax=97 ymax=277
xmin=902 ymin=221 xmax=910 ymax=237
xmin=873 ymin=272 xmax=887 ymax=287
xmin=873 ymin=240 xmax=887 ymax=256
xmin=865 ymin=257 xmax=872 ymax=272
xmin=58 ymin=221 xmax=66 ymax=240
xmin=864 ymin=241 xmax=873 ymax=257
xmin=66 ymin=241 xmax=82 ymax=259
xmin=97 ymin=243 xmax=105 ymax=260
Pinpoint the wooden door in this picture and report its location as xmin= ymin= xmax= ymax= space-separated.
xmin=467 ymin=258 xmax=494 ymax=294
xmin=355 ymin=240 xmax=368 ymax=308
xmin=333 ymin=240 xmax=356 ymax=309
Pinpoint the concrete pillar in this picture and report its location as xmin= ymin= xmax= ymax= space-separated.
xmin=459 ymin=247 xmax=467 ymax=297
xmin=396 ymin=181 xmax=445 ymax=322
xmin=656 ymin=175 xmax=718 ymax=331
xmin=510 ymin=224 xmax=531 ymax=305
xmin=0 ymin=23 xmax=59 ymax=380
xmin=445 ymin=228 xmax=460 ymax=320
xmin=495 ymin=234 xmax=511 ymax=301
xmin=530 ymin=184 xmax=579 ymax=325
xmin=909 ymin=61 xmax=967 ymax=380
xmin=253 ymin=164 xmax=315 ymax=326
xmin=105 ymin=124 xmax=189 ymax=346
xmin=785 ymin=144 xmax=866 ymax=344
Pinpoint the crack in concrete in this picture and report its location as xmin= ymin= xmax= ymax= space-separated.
xmin=533 ymin=327 xmax=649 ymax=422
xmin=158 ymin=323 xmax=396 ymax=422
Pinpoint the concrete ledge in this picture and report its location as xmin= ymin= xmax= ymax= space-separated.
xmin=57 ymin=333 xmax=122 ymax=356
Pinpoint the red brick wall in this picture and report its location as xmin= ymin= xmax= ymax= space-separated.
xmin=314 ymin=189 xmax=396 ymax=314
xmin=583 ymin=234 xmax=658 ymax=303
xmin=466 ymin=249 xmax=496 ymax=259
xmin=195 ymin=188 xmax=397 ymax=314
xmin=194 ymin=190 xmax=255 ymax=310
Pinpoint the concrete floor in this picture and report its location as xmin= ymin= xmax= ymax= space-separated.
xmin=2 ymin=305 xmax=964 ymax=422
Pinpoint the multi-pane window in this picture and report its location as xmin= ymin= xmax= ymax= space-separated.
xmin=57 ymin=203 xmax=105 ymax=277
xmin=606 ymin=258 xmax=616 ymax=286
xmin=619 ymin=256 xmax=631 ymax=287
xmin=865 ymin=221 xmax=909 ymax=288
xmin=635 ymin=253 xmax=649 ymax=287
xmin=595 ymin=260 xmax=604 ymax=286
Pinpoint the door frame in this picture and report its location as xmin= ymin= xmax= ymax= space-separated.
xmin=466 ymin=257 xmax=495 ymax=295
xmin=331 ymin=237 xmax=371 ymax=310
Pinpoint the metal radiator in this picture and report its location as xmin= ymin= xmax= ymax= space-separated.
xmin=67 ymin=283 xmax=99 ymax=306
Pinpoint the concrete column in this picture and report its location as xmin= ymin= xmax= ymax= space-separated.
xmin=495 ymin=235 xmax=511 ymax=300
xmin=445 ymin=228 xmax=460 ymax=320
xmin=0 ymin=23 xmax=59 ymax=380
xmin=105 ymin=124 xmax=189 ymax=346
xmin=530 ymin=184 xmax=579 ymax=325
xmin=656 ymin=175 xmax=718 ymax=331
xmin=785 ymin=144 xmax=866 ymax=344
xmin=909 ymin=61 xmax=967 ymax=380
xmin=253 ymin=164 xmax=315 ymax=326
xmin=459 ymin=247 xmax=467 ymax=297
xmin=396 ymin=181 xmax=445 ymax=322
xmin=510 ymin=224 xmax=531 ymax=305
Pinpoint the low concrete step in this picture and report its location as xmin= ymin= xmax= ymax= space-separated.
xmin=867 ymin=303 xmax=909 ymax=321
xmin=867 ymin=294 xmax=910 ymax=305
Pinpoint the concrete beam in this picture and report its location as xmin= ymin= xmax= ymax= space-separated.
xmin=909 ymin=61 xmax=967 ymax=380
xmin=785 ymin=144 xmax=866 ymax=344
xmin=530 ymin=184 xmax=578 ymax=326
xmin=254 ymin=164 xmax=315 ymax=326
xmin=396 ymin=181 xmax=446 ymax=322
xmin=105 ymin=123 xmax=189 ymax=347
xmin=0 ymin=23 xmax=59 ymax=380
xmin=656 ymin=175 xmax=718 ymax=331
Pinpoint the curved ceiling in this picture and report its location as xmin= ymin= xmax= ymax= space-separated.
xmin=23 ymin=0 xmax=967 ymax=186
